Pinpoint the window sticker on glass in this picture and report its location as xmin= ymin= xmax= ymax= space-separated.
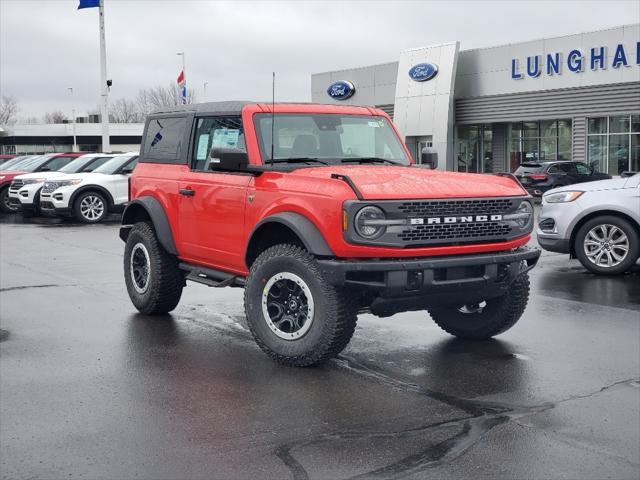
xmin=196 ymin=134 xmax=210 ymax=160
xmin=212 ymin=129 xmax=240 ymax=149
xmin=367 ymin=121 xmax=382 ymax=128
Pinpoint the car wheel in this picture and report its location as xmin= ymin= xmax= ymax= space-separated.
xmin=0 ymin=186 xmax=19 ymax=214
xmin=574 ymin=215 xmax=639 ymax=275
xmin=428 ymin=273 xmax=530 ymax=339
xmin=244 ymin=243 xmax=358 ymax=367
xmin=74 ymin=191 xmax=107 ymax=223
xmin=124 ymin=221 xmax=184 ymax=315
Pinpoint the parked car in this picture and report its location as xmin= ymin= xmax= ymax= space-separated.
xmin=120 ymin=102 xmax=540 ymax=367
xmin=40 ymin=153 xmax=138 ymax=223
xmin=0 ymin=155 xmax=36 ymax=171
xmin=9 ymin=154 xmax=115 ymax=215
xmin=0 ymin=153 xmax=82 ymax=213
xmin=515 ymin=161 xmax=611 ymax=197
xmin=537 ymin=173 xmax=640 ymax=274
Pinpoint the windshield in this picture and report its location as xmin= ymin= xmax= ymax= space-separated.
xmin=0 ymin=156 xmax=33 ymax=170
xmin=4 ymin=155 xmax=52 ymax=172
xmin=255 ymin=114 xmax=411 ymax=165
xmin=57 ymin=155 xmax=110 ymax=173
xmin=92 ymin=154 xmax=137 ymax=174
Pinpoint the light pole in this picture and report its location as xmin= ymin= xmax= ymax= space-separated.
xmin=176 ymin=51 xmax=186 ymax=104
xmin=203 ymin=81 xmax=208 ymax=101
xmin=68 ymin=87 xmax=77 ymax=153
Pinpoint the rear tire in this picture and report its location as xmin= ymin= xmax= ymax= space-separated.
xmin=428 ymin=273 xmax=530 ymax=339
xmin=74 ymin=191 xmax=107 ymax=223
xmin=124 ymin=221 xmax=184 ymax=315
xmin=244 ymin=244 xmax=358 ymax=367
xmin=574 ymin=215 xmax=639 ymax=275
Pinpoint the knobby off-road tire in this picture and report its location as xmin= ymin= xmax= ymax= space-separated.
xmin=428 ymin=273 xmax=530 ymax=339
xmin=244 ymin=244 xmax=359 ymax=367
xmin=74 ymin=191 xmax=108 ymax=223
xmin=574 ymin=215 xmax=639 ymax=275
xmin=124 ymin=221 xmax=184 ymax=315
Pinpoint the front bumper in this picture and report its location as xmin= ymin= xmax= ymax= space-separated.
xmin=317 ymin=247 xmax=540 ymax=314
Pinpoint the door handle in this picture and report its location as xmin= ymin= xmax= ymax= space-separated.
xmin=179 ymin=188 xmax=195 ymax=197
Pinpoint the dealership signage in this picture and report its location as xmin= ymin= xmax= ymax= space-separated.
xmin=511 ymin=41 xmax=640 ymax=79
xmin=408 ymin=63 xmax=439 ymax=82
xmin=327 ymin=80 xmax=356 ymax=100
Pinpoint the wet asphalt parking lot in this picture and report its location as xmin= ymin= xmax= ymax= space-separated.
xmin=0 ymin=213 xmax=639 ymax=480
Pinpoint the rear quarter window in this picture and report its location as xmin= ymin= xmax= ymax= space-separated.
xmin=142 ymin=116 xmax=188 ymax=163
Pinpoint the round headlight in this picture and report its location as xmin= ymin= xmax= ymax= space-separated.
xmin=515 ymin=201 xmax=533 ymax=228
xmin=355 ymin=206 xmax=386 ymax=239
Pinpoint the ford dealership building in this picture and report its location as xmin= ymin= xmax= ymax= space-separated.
xmin=311 ymin=24 xmax=640 ymax=175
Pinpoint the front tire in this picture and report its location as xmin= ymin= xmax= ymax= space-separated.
xmin=74 ymin=191 xmax=107 ymax=223
xmin=244 ymin=244 xmax=358 ymax=367
xmin=124 ymin=221 xmax=184 ymax=315
xmin=574 ymin=215 xmax=639 ymax=275
xmin=0 ymin=187 xmax=18 ymax=214
xmin=428 ymin=273 xmax=530 ymax=339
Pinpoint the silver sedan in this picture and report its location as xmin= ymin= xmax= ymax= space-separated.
xmin=537 ymin=173 xmax=640 ymax=274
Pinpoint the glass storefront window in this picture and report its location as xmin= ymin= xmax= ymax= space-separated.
xmin=456 ymin=125 xmax=492 ymax=173
xmin=588 ymin=117 xmax=607 ymax=135
xmin=508 ymin=119 xmax=572 ymax=170
xmin=587 ymin=114 xmax=640 ymax=174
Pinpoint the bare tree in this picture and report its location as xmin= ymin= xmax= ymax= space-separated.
xmin=43 ymin=110 xmax=68 ymax=124
xmin=110 ymin=98 xmax=143 ymax=123
xmin=136 ymin=83 xmax=196 ymax=116
xmin=0 ymin=96 xmax=18 ymax=125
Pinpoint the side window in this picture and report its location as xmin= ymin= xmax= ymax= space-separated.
xmin=559 ymin=163 xmax=576 ymax=173
xmin=44 ymin=156 xmax=75 ymax=171
xmin=143 ymin=117 xmax=187 ymax=163
xmin=576 ymin=163 xmax=590 ymax=174
xmin=122 ymin=157 xmax=139 ymax=172
xmin=81 ymin=157 xmax=110 ymax=172
xmin=548 ymin=164 xmax=560 ymax=174
xmin=191 ymin=116 xmax=245 ymax=171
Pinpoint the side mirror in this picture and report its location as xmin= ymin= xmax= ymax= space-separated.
xmin=208 ymin=148 xmax=248 ymax=172
xmin=120 ymin=167 xmax=134 ymax=175
xmin=420 ymin=147 xmax=438 ymax=170
xmin=39 ymin=167 xmax=51 ymax=172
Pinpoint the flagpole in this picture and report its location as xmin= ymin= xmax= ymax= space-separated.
xmin=99 ymin=0 xmax=110 ymax=152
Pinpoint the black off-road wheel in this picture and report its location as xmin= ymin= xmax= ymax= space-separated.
xmin=244 ymin=244 xmax=358 ymax=367
xmin=124 ymin=221 xmax=184 ymax=315
xmin=428 ymin=273 xmax=530 ymax=339
xmin=574 ymin=215 xmax=639 ymax=275
xmin=74 ymin=191 xmax=107 ymax=223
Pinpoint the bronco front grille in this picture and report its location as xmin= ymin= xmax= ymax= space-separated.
xmin=398 ymin=222 xmax=511 ymax=243
xmin=398 ymin=198 xmax=513 ymax=216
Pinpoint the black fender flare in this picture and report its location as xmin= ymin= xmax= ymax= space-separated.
xmin=246 ymin=212 xmax=334 ymax=264
xmin=121 ymin=196 xmax=178 ymax=255
xmin=69 ymin=185 xmax=115 ymax=211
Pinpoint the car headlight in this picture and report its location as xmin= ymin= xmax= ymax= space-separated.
xmin=0 ymin=176 xmax=5 ymax=180
xmin=355 ymin=206 xmax=387 ymax=239
xmin=544 ymin=191 xmax=583 ymax=203
xmin=22 ymin=178 xmax=46 ymax=185
xmin=52 ymin=179 xmax=83 ymax=187
xmin=502 ymin=200 xmax=533 ymax=230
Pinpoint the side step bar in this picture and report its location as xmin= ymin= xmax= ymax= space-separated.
xmin=178 ymin=263 xmax=246 ymax=288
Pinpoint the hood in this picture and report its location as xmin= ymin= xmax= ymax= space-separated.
xmin=0 ymin=171 xmax=26 ymax=185
xmin=549 ymin=177 xmax=630 ymax=194
xmin=57 ymin=172 xmax=109 ymax=182
xmin=288 ymin=165 xmax=526 ymax=200
xmin=14 ymin=171 xmax=67 ymax=181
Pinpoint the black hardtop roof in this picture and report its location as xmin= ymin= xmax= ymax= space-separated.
xmin=149 ymin=101 xmax=380 ymax=116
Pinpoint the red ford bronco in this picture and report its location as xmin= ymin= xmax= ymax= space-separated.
xmin=120 ymin=102 xmax=540 ymax=366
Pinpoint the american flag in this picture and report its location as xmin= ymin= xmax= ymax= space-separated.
xmin=177 ymin=70 xmax=186 ymax=104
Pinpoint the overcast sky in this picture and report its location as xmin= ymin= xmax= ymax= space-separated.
xmin=1 ymin=0 xmax=638 ymax=119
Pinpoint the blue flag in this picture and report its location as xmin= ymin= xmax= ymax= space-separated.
xmin=78 ymin=0 xmax=100 ymax=9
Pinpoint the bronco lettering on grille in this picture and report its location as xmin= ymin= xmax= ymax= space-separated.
xmin=410 ymin=214 xmax=503 ymax=225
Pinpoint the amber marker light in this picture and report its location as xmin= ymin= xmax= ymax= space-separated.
xmin=342 ymin=209 xmax=348 ymax=231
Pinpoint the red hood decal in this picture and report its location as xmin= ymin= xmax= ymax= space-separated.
xmin=290 ymin=166 xmax=526 ymax=200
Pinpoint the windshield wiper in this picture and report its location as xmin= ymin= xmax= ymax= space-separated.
xmin=340 ymin=157 xmax=403 ymax=165
xmin=266 ymin=157 xmax=330 ymax=165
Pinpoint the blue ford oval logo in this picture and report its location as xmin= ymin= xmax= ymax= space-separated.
xmin=327 ymin=80 xmax=355 ymax=100
xmin=408 ymin=63 xmax=439 ymax=82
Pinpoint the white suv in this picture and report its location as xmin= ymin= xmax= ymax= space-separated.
xmin=40 ymin=153 xmax=139 ymax=223
xmin=537 ymin=173 xmax=640 ymax=274
xmin=9 ymin=154 xmax=114 ymax=216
